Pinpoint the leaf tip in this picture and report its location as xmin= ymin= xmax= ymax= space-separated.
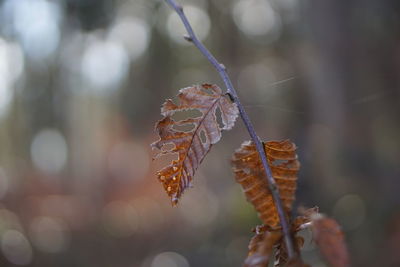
xmin=171 ymin=196 xmax=179 ymax=206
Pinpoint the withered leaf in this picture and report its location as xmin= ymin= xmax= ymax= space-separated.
xmin=152 ymin=84 xmax=238 ymax=205
xmin=274 ymin=235 xmax=305 ymax=267
xmin=292 ymin=206 xmax=319 ymax=231
xmin=244 ymin=226 xmax=282 ymax=267
xmin=244 ymin=226 xmax=308 ymax=267
xmin=274 ymin=241 xmax=288 ymax=267
xmin=232 ymin=140 xmax=300 ymax=227
xmin=311 ymin=214 xmax=350 ymax=267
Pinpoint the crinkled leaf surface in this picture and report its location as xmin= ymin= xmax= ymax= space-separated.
xmin=244 ymin=225 xmax=282 ymax=267
xmin=232 ymin=140 xmax=300 ymax=227
xmin=152 ymin=84 xmax=238 ymax=204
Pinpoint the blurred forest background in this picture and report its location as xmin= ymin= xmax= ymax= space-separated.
xmin=0 ymin=0 xmax=399 ymax=266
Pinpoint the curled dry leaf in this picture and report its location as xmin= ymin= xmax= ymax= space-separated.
xmin=292 ymin=206 xmax=319 ymax=231
xmin=274 ymin=240 xmax=289 ymax=267
xmin=244 ymin=226 xmax=308 ymax=267
xmin=244 ymin=226 xmax=282 ymax=267
xmin=311 ymin=215 xmax=350 ymax=267
xmin=152 ymin=84 xmax=238 ymax=205
xmin=274 ymin=241 xmax=289 ymax=267
xmin=274 ymin=235 xmax=305 ymax=267
xmin=232 ymin=140 xmax=300 ymax=227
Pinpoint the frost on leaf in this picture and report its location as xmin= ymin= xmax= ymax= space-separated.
xmin=232 ymin=140 xmax=300 ymax=227
xmin=152 ymin=84 xmax=238 ymax=205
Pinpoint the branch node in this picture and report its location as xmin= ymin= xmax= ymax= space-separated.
xmin=226 ymin=92 xmax=235 ymax=102
xmin=183 ymin=35 xmax=193 ymax=42
xmin=176 ymin=4 xmax=183 ymax=12
xmin=270 ymin=183 xmax=278 ymax=192
xmin=219 ymin=63 xmax=226 ymax=70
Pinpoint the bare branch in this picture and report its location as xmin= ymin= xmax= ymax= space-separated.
xmin=164 ymin=0 xmax=295 ymax=259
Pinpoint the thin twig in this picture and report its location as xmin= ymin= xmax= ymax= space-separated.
xmin=164 ymin=0 xmax=295 ymax=259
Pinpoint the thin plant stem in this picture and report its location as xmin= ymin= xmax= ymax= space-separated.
xmin=164 ymin=0 xmax=295 ymax=259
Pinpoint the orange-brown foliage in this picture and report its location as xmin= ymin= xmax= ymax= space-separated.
xmin=152 ymin=84 xmax=349 ymax=267
xmin=231 ymin=139 xmax=349 ymax=266
xmin=244 ymin=226 xmax=282 ymax=267
xmin=152 ymin=84 xmax=238 ymax=204
xmin=232 ymin=140 xmax=300 ymax=227
xmin=311 ymin=215 xmax=350 ymax=267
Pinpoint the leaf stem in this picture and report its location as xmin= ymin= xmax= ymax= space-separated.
xmin=164 ymin=0 xmax=295 ymax=259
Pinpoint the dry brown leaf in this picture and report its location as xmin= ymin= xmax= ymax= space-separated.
xmin=232 ymin=140 xmax=300 ymax=227
xmin=275 ymin=241 xmax=289 ymax=267
xmin=152 ymin=84 xmax=238 ymax=204
xmin=244 ymin=226 xmax=282 ymax=267
xmin=292 ymin=207 xmax=319 ymax=231
xmin=244 ymin=224 xmax=310 ymax=267
xmin=274 ymin=235 xmax=305 ymax=267
xmin=311 ymin=215 xmax=350 ymax=267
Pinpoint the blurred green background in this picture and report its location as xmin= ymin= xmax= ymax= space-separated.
xmin=0 ymin=0 xmax=399 ymax=266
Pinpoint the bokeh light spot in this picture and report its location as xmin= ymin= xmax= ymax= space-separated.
xmin=81 ymin=39 xmax=130 ymax=92
xmin=30 ymin=128 xmax=68 ymax=174
xmin=1 ymin=230 xmax=32 ymax=266
xmin=232 ymin=0 xmax=281 ymax=41
xmin=29 ymin=216 xmax=69 ymax=253
xmin=166 ymin=5 xmax=210 ymax=45
xmin=0 ymin=38 xmax=24 ymax=118
xmin=109 ymin=17 xmax=150 ymax=61
xmin=332 ymin=194 xmax=366 ymax=231
xmin=2 ymin=0 xmax=62 ymax=60
xmin=151 ymin=251 xmax=189 ymax=267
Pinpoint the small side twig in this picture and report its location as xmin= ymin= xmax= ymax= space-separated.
xmin=164 ymin=0 xmax=295 ymax=259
